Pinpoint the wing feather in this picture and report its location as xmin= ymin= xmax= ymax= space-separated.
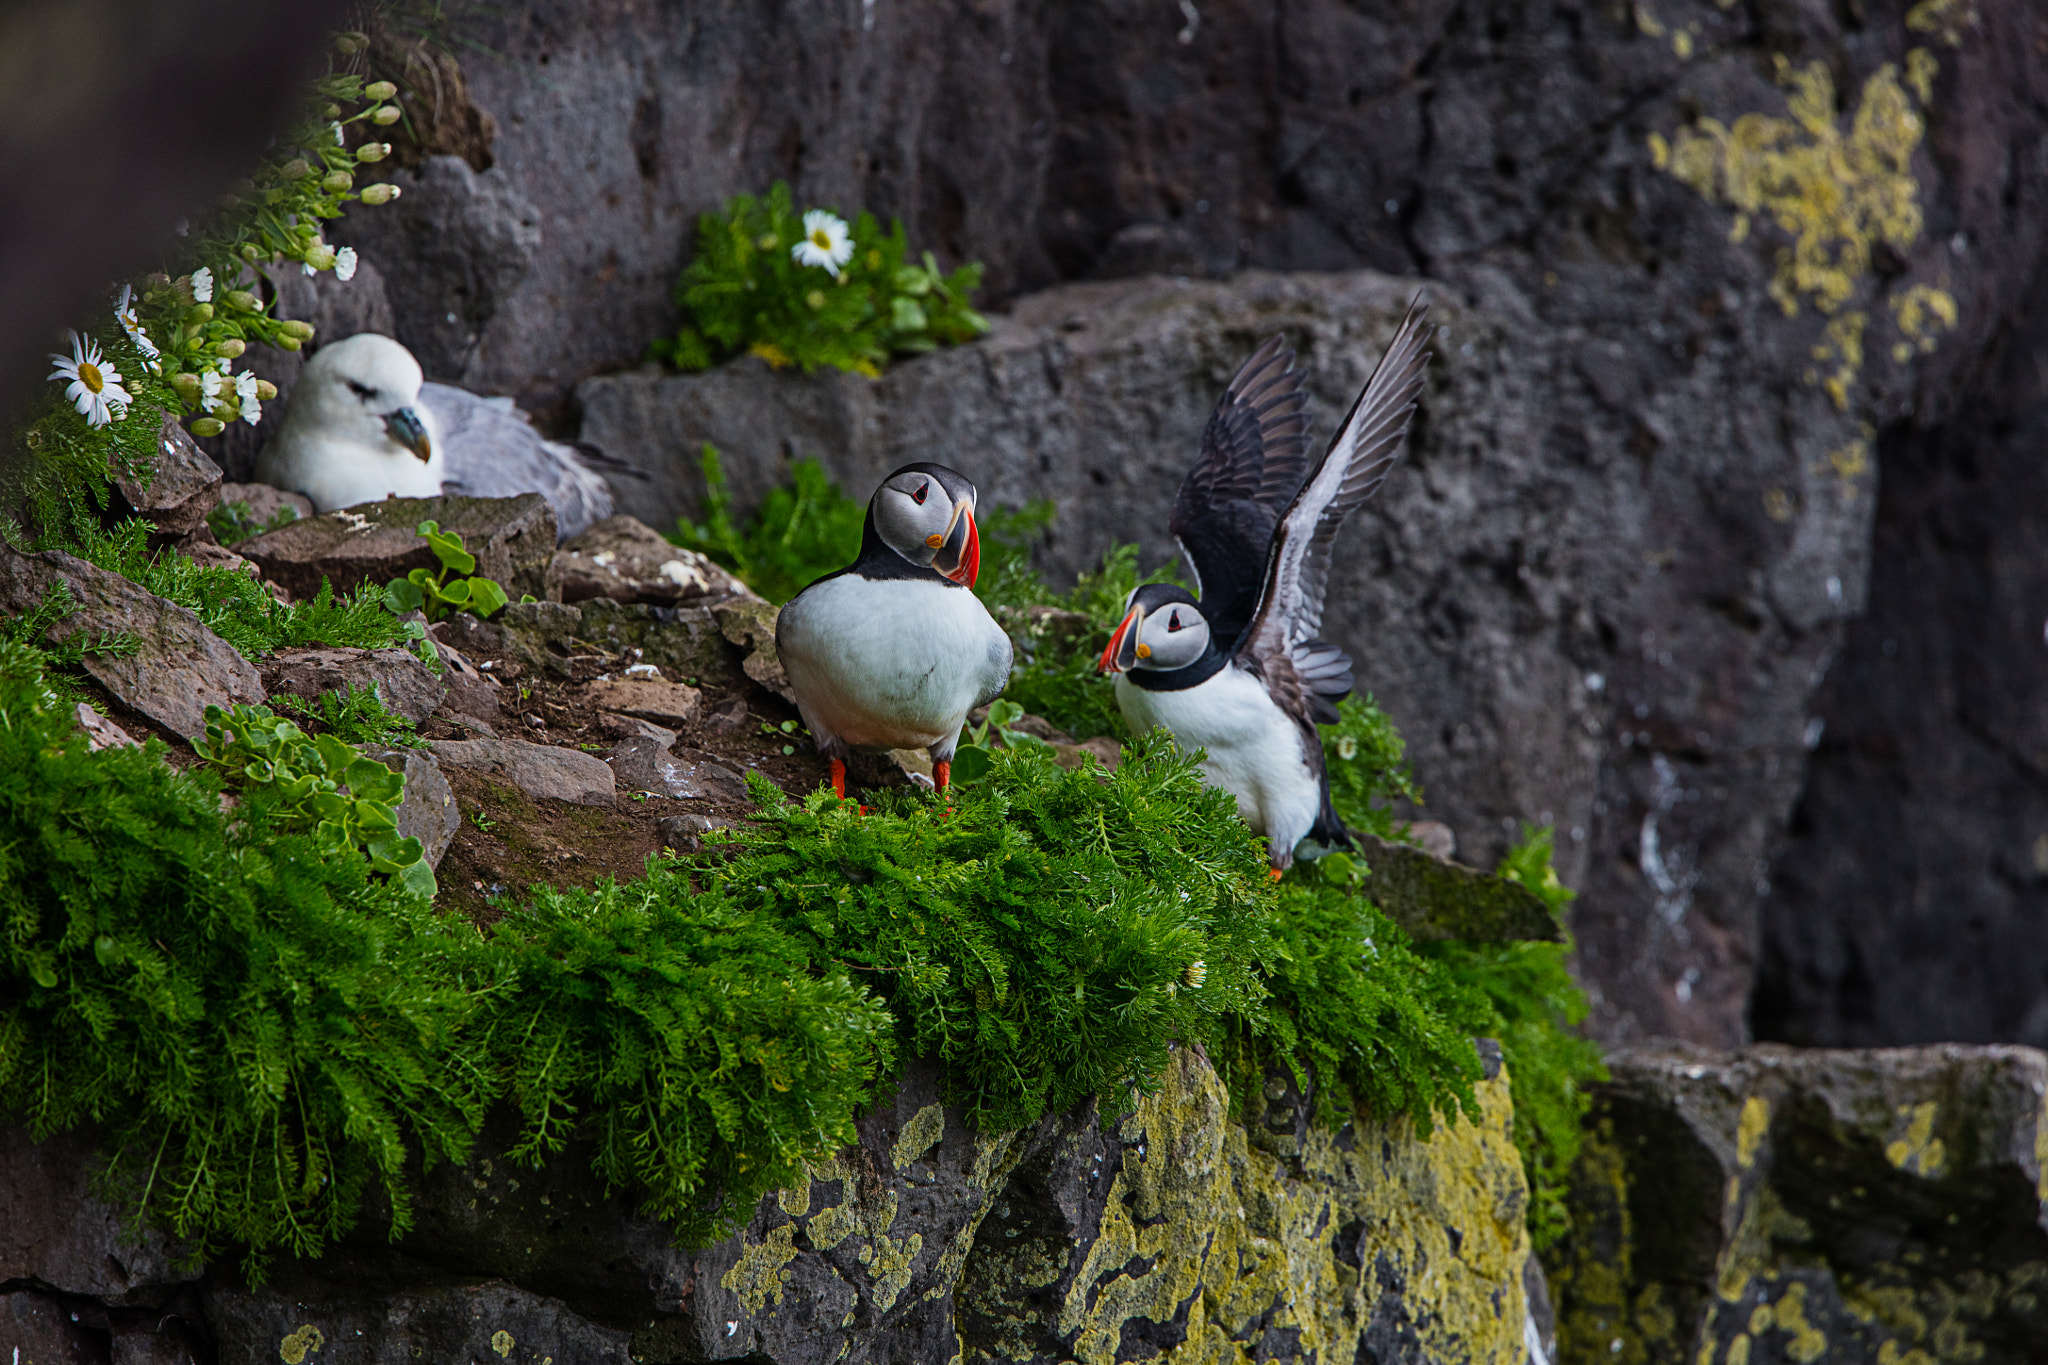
xmin=1235 ymin=299 xmax=1433 ymax=700
xmin=1169 ymin=335 xmax=1312 ymax=648
xmin=424 ymin=381 xmax=617 ymax=540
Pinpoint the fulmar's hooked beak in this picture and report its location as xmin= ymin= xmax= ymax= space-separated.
xmin=384 ymin=407 xmax=432 ymax=462
xmin=1099 ymin=605 xmax=1143 ymax=675
xmin=933 ymin=497 xmax=980 ymax=586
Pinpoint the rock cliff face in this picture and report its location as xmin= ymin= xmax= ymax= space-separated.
xmin=305 ymin=0 xmax=2048 ymax=1049
xmin=0 ymin=1052 xmax=1537 ymax=1365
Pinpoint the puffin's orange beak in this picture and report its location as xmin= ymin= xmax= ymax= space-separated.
xmin=936 ymin=499 xmax=980 ymax=586
xmin=1099 ymin=606 xmax=1142 ymax=674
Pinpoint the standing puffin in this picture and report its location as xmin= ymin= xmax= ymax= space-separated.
xmin=1100 ymin=302 xmax=1434 ymax=869
xmin=777 ymin=462 xmax=1014 ymax=799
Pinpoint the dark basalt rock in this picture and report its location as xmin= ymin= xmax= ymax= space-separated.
xmin=1351 ymin=833 xmax=1562 ymax=944
xmin=108 ymin=413 xmax=223 ymax=542
xmin=262 ymin=645 xmax=449 ymax=724
xmin=1544 ymin=1042 xmax=2048 ymax=1364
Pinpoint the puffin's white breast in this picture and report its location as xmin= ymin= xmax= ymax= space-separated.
xmin=1114 ymin=665 xmax=1321 ymax=849
xmin=778 ymin=574 xmax=1012 ymax=751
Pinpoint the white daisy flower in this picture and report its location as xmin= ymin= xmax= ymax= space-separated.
xmin=190 ymin=266 xmax=214 ymax=302
xmin=791 ymin=209 xmax=853 ymax=277
xmin=335 ymin=247 xmax=358 ymax=282
xmin=48 ymin=332 xmax=131 ymax=428
xmin=199 ymin=368 xmax=224 ymax=413
xmin=235 ymin=371 xmax=262 ymax=425
xmin=112 ymin=285 xmax=160 ymax=368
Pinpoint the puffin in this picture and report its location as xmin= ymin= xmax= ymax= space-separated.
xmin=256 ymin=333 xmax=618 ymax=538
xmin=1099 ymin=301 xmax=1434 ymax=870
xmin=776 ymin=462 xmax=1014 ymax=799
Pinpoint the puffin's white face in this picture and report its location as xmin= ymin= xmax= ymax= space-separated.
xmin=1100 ymin=589 xmax=1211 ymax=673
xmin=299 ymin=333 xmax=433 ymax=462
xmin=872 ymin=467 xmax=981 ymax=584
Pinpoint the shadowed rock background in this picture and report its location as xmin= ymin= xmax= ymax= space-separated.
xmin=254 ymin=0 xmax=2048 ymax=1052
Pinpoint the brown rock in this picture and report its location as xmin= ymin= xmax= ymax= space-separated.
xmin=598 ymin=711 xmax=678 ymax=746
xmin=109 ymin=412 xmax=222 ymax=540
xmin=547 ymin=515 xmax=756 ymax=607
xmin=433 ymin=640 xmax=502 ymax=724
xmin=174 ymin=527 xmax=263 ymax=580
xmin=430 ymin=736 xmax=615 ymax=806
xmin=1 ymin=1289 xmax=99 ymax=1364
xmin=235 ymin=492 xmax=555 ymax=602
xmin=656 ymin=810 xmax=732 ymax=853
xmin=366 ymin=746 xmax=461 ymax=868
xmin=263 ymin=646 xmax=449 ymax=725
xmin=584 ymin=677 xmax=701 ymax=727
xmin=215 ymin=481 xmax=314 ymax=536
xmin=713 ymin=597 xmax=795 ymax=703
xmin=607 ymin=736 xmax=748 ymax=802
xmin=0 ymin=1124 xmax=183 ymax=1301
xmin=1403 ymin=820 xmax=1458 ymax=861
xmin=72 ymin=703 xmax=138 ymax=751
xmin=0 ymin=543 xmax=262 ymax=738
xmin=1053 ymin=736 xmax=1122 ymax=772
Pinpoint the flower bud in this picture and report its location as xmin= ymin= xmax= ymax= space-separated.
xmin=323 ymin=103 xmax=342 ymax=119
xmin=171 ymin=373 xmax=201 ymax=403
xmin=279 ymin=158 xmax=311 ymax=181
xmin=371 ymin=104 xmax=402 ymax=125
xmin=303 ymin=245 xmax=337 ymax=272
xmin=241 ymin=243 xmax=265 ymax=262
xmin=358 ymin=183 xmax=401 ymax=205
xmin=215 ymin=339 xmax=246 ymax=359
xmin=365 ymin=80 xmax=398 ymax=101
xmin=275 ymin=335 xmax=304 ymax=352
xmin=278 ymin=320 xmax=316 ymax=341
xmin=254 ymin=379 xmax=278 ymax=401
xmin=189 ymin=417 xmax=225 ymax=438
xmin=322 ymin=170 xmax=354 ymax=193
xmin=356 ymin=142 xmax=391 ymax=163
xmin=187 ymin=303 xmax=214 ymax=324
xmin=224 ymin=290 xmax=260 ymax=313
xmin=334 ymin=32 xmax=366 ymax=54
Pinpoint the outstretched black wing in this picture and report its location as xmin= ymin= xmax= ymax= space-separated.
xmin=1235 ymin=299 xmax=1434 ymax=724
xmin=1169 ymin=335 xmax=1311 ymax=652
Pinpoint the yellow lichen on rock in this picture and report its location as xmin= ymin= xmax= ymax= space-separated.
xmin=1029 ymin=1047 xmax=1529 ymax=1365
xmin=1655 ymin=50 xmax=1955 ymax=408
xmin=1737 ymin=1095 xmax=1771 ymax=1168
xmin=1885 ymin=1102 xmax=1948 ymax=1177
xmin=721 ymin=1219 xmax=800 ymax=1315
xmin=278 ymin=1325 xmax=325 ymax=1364
xmin=893 ymin=1103 xmax=947 ymax=1171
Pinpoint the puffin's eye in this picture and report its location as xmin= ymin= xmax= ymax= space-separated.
xmin=913 ymin=482 xmax=929 ymax=505
xmin=347 ymin=380 xmax=377 ymax=400
xmin=1167 ymin=612 xmax=1184 ymax=632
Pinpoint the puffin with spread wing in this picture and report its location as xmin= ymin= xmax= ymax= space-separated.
xmin=1099 ymin=302 xmax=1433 ymax=869
xmin=777 ymin=462 xmax=1013 ymax=800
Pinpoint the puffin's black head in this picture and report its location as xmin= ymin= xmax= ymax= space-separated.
xmin=1099 ymin=583 xmax=1212 ymax=674
xmin=869 ymin=462 xmax=981 ymax=585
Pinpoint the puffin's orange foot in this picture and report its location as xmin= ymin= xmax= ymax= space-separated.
xmin=829 ymin=759 xmax=847 ymax=801
xmin=932 ymin=760 xmax=951 ymax=794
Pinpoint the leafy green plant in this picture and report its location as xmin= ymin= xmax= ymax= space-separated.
xmin=667 ymin=445 xmax=866 ymax=604
xmin=0 ymin=662 xmax=488 ymax=1276
xmin=1320 ymin=694 xmax=1422 ymax=841
xmin=196 ymin=703 xmax=436 ymax=899
xmin=652 ymin=182 xmax=988 ymax=376
xmin=382 ymin=520 xmax=511 ymax=622
xmin=481 ymin=883 xmax=894 ymax=1243
xmin=63 ymin=519 xmax=407 ymax=661
xmin=207 ymin=498 xmax=302 ymax=546
xmin=1420 ymin=827 xmax=1606 ymax=1250
xmin=0 ymin=580 xmax=139 ymax=707
xmin=271 ymin=681 xmax=423 ymax=750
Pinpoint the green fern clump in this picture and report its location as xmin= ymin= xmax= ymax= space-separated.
xmin=653 ymin=182 xmax=987 ymax=376
xmin=1421 ymin=828 xmax=1606 ymax=1251
xmin=272 ymin=681 xmax=423 ymax=750
xmin=697 ymin=740 xmax=1276 ymax=1130
xmin=481 ymin=882 xmax=895 ymax=1244
xmin=0 ymin=662 xmax=489 ymax=1275
xmin=668 ymin=445 xmax=867 ymax=604
xmin=1221 ymin=854 xmax=1489 ymax=1136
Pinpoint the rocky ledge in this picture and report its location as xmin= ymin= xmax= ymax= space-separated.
xmin=2 ymin=1049 xmax=1536 ymax=1365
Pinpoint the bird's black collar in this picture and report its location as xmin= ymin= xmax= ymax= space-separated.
xmin=1125 ymin=647 xmax=1231 ymax=691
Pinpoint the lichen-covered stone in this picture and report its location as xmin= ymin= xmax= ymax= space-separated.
xmin=1544 ymin=1042 xmax=2048 ymax=1364
xmin=465 ymin=598 xmax=742 ymax=689
xmin=1352 ymin=832 xmax=1562 ymax=943
xmin=236 ymin=493 xmax=555 ymax=602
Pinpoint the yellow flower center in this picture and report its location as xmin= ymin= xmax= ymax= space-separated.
xmin=77 ymin=361 xmax=104 ymax=394
xmin=810 ymin=229 xmax=832 ymax=249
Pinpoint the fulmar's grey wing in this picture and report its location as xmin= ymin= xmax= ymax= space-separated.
xmin=1234 ymin=299 xmax=1432 ymax=725
xmin=424 ymin=381 xmax=616 ymax=540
